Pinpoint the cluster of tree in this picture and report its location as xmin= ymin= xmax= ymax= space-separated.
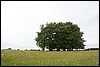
xmin=85 ymin=48 xmax=99 ymax=50
xmin=35 ymin=22 xmax=86 ymax=51
xmin=2 ymin=48 xmax=12 ymax=50
xmin=24 ymin=49 xmax=41 ymax=51
xmin=29 ymin=49 xmax=40 ymax=51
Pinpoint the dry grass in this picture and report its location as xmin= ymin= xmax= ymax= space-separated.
xmin=1 ymin=50 xmax=99 ymax=66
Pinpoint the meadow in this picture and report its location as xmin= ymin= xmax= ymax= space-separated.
xmin=1 ymin=50 xmax=99 ymax=66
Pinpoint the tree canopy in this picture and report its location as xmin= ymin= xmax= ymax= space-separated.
xmin=35 ymin=22 xmax=86 ymax=51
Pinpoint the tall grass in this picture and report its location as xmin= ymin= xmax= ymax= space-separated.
xmin=1 ymin=50 xmax=99 ymax=66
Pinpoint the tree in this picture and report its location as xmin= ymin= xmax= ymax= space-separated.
xmin=17 ymin=49 xmax=20 ymax=50
xmin=35 ymin=22 xmax=86 ymax=51
xmin=7 ymin=48 xmax=12 ymax=50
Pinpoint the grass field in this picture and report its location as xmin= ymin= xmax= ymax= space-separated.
xmin=1 ymin=50 xmax=99 ymax=66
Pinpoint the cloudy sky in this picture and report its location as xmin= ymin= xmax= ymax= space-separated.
xmin=1 ymin=1 xmax=99 ymax=50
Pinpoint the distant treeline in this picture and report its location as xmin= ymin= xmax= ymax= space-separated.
xmin=85 ymin=48 xmax=99 ymax=50
xmin=1 ymin=48 xmax=99 ymax=51
xmin=1 ymin=48 xmax=41 ymax=51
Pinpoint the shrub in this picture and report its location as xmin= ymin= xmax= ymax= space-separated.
xmin=7 ymin=48 xmax=12 ymax=50
xmin=17 ymin=49 xmax=20 ymax=50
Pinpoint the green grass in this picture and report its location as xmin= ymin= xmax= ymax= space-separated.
xmin=1 ymin=50 xmax=99 ymax=66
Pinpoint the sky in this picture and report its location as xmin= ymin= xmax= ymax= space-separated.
xmin=1 ymin=1 xmax=99 ymax=50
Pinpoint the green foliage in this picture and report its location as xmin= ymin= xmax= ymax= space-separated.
xmin=35 ymin=22 xmax=86 ymax=51
xmin=1 ymin=50 xmax=99 ymax=66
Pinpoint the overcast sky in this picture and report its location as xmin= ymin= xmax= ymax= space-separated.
xmin=1 ymin=1 xmax=99 ymax=50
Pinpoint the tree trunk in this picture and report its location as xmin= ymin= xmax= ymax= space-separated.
xmin=49 ymin=49 xmax=53 ymax=51
xmin=56 ymin=49 xmax=60 ymax=51
xmin=63 ymin=49 xmax=66 ymax=51
xmin=42 ymin=48 xmax=45 ymax=51
xmin=67 ymin=49 xmax=73 ymax=51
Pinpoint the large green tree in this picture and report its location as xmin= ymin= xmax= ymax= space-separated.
xmin=35 ymin=22 xmax=86 ymax=51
